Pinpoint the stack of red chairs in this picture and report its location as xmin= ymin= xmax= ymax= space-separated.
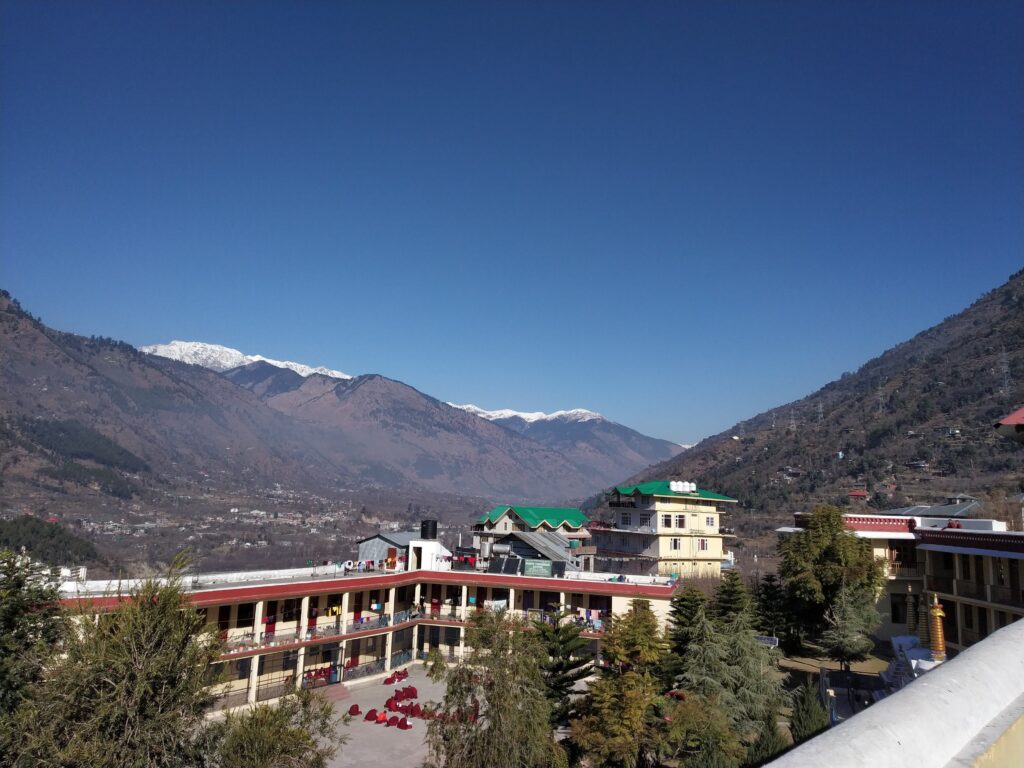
xmin=348 ymin=704 xmax=361 ymax=717
xmin=363 ymin=709 xmax=377 ymax=722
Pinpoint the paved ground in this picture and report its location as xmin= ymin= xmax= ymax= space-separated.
xmin=327 ymin=664 xmax=446 ymax=768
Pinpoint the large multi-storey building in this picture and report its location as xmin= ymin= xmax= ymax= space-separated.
xmin=61 ymin=538 xmax=674 ymax=713
xmin=590 ymin=481 xmax=737 ymax=578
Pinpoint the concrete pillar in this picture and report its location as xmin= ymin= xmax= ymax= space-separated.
xmin=458 ymin=626 xmax=466 ymax=658
xmin=412 ymin=624 xmax=420 ymax=657
xmin=299 ymin=595 xmax=310 ymax=641
xmin=340 ymin=591 xmax=350 ymax=633
xmin=294 ymin=645 xmax=306 ymax=690
xmin=508 ymin=587 xmax=516 ymax=615
xmin=384 ymin=628 xmax=394 ymax=671
xmin=246 ymin=599 xmax=264 ymax=704
xmin=559 ymin=591 xmax=568 ymax=623
xmin=386 ymin=586 xmax=396 ymax=622
xmin=414 ymin=581 xmax=422 ymax=614
xmin=460 ymin=584 xmax=469 ymax=621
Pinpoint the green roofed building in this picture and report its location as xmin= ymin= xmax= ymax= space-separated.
xmin=472 ymin=505 xmax=590 ymax=555
xmin=590 ymin=480 xmax=738 ymax=579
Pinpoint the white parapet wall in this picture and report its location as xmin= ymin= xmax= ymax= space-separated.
xmin=769 ymin=620 xmax=1024 ymax=768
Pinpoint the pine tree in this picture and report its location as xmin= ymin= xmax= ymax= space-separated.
xmin=678 ymin=606 xmax=734 ymax=707
xmin=425 ymin=610 xmax=565 ymax=768
xmin=789 ymin=679 xmax=830 ymax=744
xmin=743 ymin=713 xmax=788 ymax=767
xmin=10 ymin=561 xmax=223 ymax=768
xmin=722 ymin=613 xmax=784 ymax=736
xmin=668 ymin=586 xmax=707 ymax=656
xmin=814 ymin=584 xmax=879 ymax=672
xmin=570 ymin=670 xmax=659 ymax=768
xmin=533 ymin=611 xmax=593 ymax=726
xmin=712 ymin=570 xmax=752 ymax=625
xmin=753 ymin=574 xmax=786 ymax=639
xmin=0 ymin=550 xmax=66 ymax=719
xmin=659 ymin=694 xmax=744 ymax=768
xmin=600 ymin=599 xmax=667 ymax=676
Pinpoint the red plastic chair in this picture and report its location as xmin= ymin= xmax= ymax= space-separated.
xmin=411 ymin=703 xmax=422 ymax=717
xmin=398 ymin=717 xmax=412 ymax=730
xmin=387 ymin=716 xmax=400 ymax=727
xmin=364 ymin=709 xmax=377 ymax=722
xmin=348 ymin=704 xmax=361 ymax=717
xmin=376 ymin=711 xmax=387 ymax=724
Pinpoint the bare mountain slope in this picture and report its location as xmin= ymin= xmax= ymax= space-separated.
xmin=619 ymin=269 xmax=1024 ymax=533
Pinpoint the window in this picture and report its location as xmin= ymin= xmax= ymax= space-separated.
xmin=890 ymin=594 xmax=907 ymax=624
xmin=705 ymin=516 xmax=716 ymax=528
xmin=282 ymin=598 xmax=298 ymax=622
xmin=671 ymin=538 xmax=681 ymax=551
xmin=662 ymin=515 xmax=672 ymax=529
xmin=698 ymin=538 xmax=709 ymax=551
xmin=217 ymin=605 xmax=231 ymax=631
xmin=675 ymin=515 xmax=686 ymax=528
xmin=639 ymin=514 xmax=651 ymax=527
xmin=236 ymin=602 xmax=255 ymax=628
xmin=621 ymin=512 xmax=632 ymax=527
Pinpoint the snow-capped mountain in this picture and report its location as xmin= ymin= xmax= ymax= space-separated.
xmin=140 ymin=341 xmax=351 ymax=380
xmin=449 ymin=403 xmax=605 ymax=423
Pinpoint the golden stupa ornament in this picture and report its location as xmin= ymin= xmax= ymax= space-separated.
xmin=928 ymin=593 xmax=947 ymax=662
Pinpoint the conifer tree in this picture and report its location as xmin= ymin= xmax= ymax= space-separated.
xmin=660 ymin=693 xmax=744 ymax=768
xmin=678 ymin=606 xmax=733 ymax=706
xmin=570 ymin=670 xmax=659 ymax=768
xmin=600 ymin=599 xmax=667 ymax=676
xmin=722 ymin=613 xmax=784 ymax=736
xmin=742 ymin=713 xmax=788 ymax=767
xmin=668 ymin=586 xmax=707 ymax=656
xmin=712 ymin=570 xmax=752 ymax=625
xmin=753 ymin=574 xmax=787 ymax=639
xmin=533 ymin=610 xmax=593 ymax=726
xmin=813 ymin=584 xmax=879 ymax=672
xmin=789 ymin=679 xmax=830 ymax=744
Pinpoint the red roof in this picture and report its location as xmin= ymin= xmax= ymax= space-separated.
xmin=847 ymin=490 xmax=869 ymax=498
xmin=997 ymin=406 xmax=1024 ymax=426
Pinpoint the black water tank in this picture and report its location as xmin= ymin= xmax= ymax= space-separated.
xmin=420 ymin=519 xmax=438 ymax=540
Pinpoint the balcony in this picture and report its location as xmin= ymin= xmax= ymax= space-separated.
xmin=928 ymin=575 xmax=955 ymax=594
xmin=955 ymin=580 xmax=987 ymax=600
xmin=988 ymin=584 xmax=1024 ymax=609
xmin=887 ymin=563 xmax=922 ymax=579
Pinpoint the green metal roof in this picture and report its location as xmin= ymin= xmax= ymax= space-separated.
xmin=479 ymin=505 xmax=588 ymax=528
xmin=611 ymin=481 xmax=737 ymax=503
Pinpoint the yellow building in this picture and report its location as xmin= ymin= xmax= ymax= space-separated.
xmin=590 ymin=480 xmax=737 ymax=578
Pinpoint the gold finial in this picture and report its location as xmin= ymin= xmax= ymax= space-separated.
xmin=929 ymin=593 xmax=946 ymax=663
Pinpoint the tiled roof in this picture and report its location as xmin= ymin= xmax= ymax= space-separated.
xmin=611 ymin=480 xmax=737 ymax=502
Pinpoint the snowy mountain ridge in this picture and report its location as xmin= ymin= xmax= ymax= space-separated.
xmin=449 ymin=403 xmax=605 ymax=424
xmin=140 ymin=340 xmax=352 ymax=380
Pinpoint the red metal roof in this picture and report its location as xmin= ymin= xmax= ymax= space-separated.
xmin=997 ymin=406 xmax=1024 ymax=426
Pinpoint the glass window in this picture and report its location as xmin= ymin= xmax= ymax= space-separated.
xmin=639 ymin=514 xmax=651 ymax=527
xmin=621 ymin=512 xmax=632 ymax=527
xmin=706 ymin=516 xmax=716 ymax=528
xmin=662 ymin=515 xmax=672 ymax=529
xmin=283 ymin=598 xmax=298 ymax=622
xmin=675 ymin=515 xmax=686 ymax=528
xmin=671 ymin=538 xmax=681 ymax=551
xmin=217 ymin=605 xmax=231 ymax=631
xmin=698 ymin=538 xmax=709 ymax=551
xmin=236 ymin=602 xmax=255 ymax=628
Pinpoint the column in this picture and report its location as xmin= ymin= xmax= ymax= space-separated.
xmin=386 ymin=586 xmax=396 ymax=623
xmin=384 ymin=628 xmax=394 ymax=671
xmin=299 ymin=595 xmax=310 ymax=640
xmin=246 ymin=599 xmax=265 ymax=704
xmin=458 ymin=626 xmax=466 ymax=659
xmin=508 ymin=587 xmax=516 ymax=615
xmin=414 ymin=582 xmax=422 ymax=614
xmin=340 ymin=592 xmax=350 ymax=634
xmin=412 ymin=624 xmax=420 ymax=658
xmin=559 ymin=591 xmax=568 ymax=623
xmin=294 ymin=645 xmax=306 ymax=690
xmin=460 ymin=584 xmax=469 ymax=621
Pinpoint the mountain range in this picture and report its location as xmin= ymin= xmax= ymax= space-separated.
xmin=617 ymin=269 xmax=1024 ymax=538
xmin=0 ymin=295 xmax=682 ymax=512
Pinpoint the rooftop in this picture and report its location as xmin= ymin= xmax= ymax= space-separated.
xmin=611 ymin=480 xmax=737 ymax=502
xmin=478 ymin=505 xmax=587 ymax=529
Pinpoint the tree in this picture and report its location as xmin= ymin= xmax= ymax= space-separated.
xmin=813 ymin=584 xmax=880 ymax=672
xmin=677 ymin=606 xmax=733 ymax=704
xmin=599 ymin=599 xmax=667 ymax=676
xmin=712 ymin=571 xmax=752 ymax=625
xmin=789 ymin=679 xmax=830 ymax=744
xmin=742 ymin=713 xmax=788 ymax=767
xmin=721 ymin=613 xmax=784 ymax=736
xmin=10 ymin=562 xmax=222 ymax=768
xmin=668 ymin=586 xmax=707 ymax=656
xmin=0 ymin=551 xmax=65 ymax=719
xmin=659 ymin=694 xmax=744 ymax=768
xmin=205 ymin=687 xmax=345 ymax=768
xmin=424 ymin=610 xmax=564 ymax=768
xmin=753 ymin=574 xmax=787 ymax=640
xmin=533 ymin=611 xmax=592 ymax=726
xmin=570 ymin=670 xmax=659 ymax=768
xmin=778 ymin=505 xmax=884 ymax=640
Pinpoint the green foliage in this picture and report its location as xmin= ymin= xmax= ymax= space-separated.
xmin=668 ymin=586 xmax=707 ymax=656
xmin=722 ymin=614 xmax=784 ymax=736
xmin=789 ymin=679 xmax=830 ymax=744
xmin=40 ymin=461 xmax=140 ymax=499
xmin=424 ymin=610 xmax=565 ymax=768
xmin=712 ymin=571 xmax=752 ymax=626
xmin=533 ymin=610 xmax=593 ymax=726
xmin=778 ymin=505 xmax=884 ymax=639
xmin=753 ymin=574 xmax=787 ymax=639
xmin=18 ymin=418 xmax=148 ymax=472
xmin=0 ymin=551 xmax=66 ymax=718
xmin=743 ymin=713 xmax=788 ymax=767
xmin=10 ymin=560 xmax=222 ymax=768
xmin=570 ymin=670 xmax=659 ymax=768
xmin=678 ymin=606 xmax=732 ymax=704
xmin=0 ymin=516 xmax=101 ymax=565
xmin=599 ymin=599 xmax=667 ymax=676
xmin=204 ymin=688 xmax=345 ymax=768
xmin=812 ymin=584 xmax=880 ymax=671
xmin=660 ymin=694 xmax=744 ymax=768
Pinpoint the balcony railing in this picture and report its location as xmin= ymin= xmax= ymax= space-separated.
xmin=959 ymin=627 xmax=980 ymax=647
xmin=342 ymin=658 xmax=386 ymax=681
xmin=390 ymin=649 xmax=413 ymax=668
xmin=254 ymin=678 xmax=293 ymax=703
xmin=259 ymin=629 xmax=300 ymax=647
xmin=955 ymin=580 xmax=987 ymax=600
xmin=887 ymin=564 xmax=922 ymax=579
xmin=222 ymin=631 xmax=256 ymax=652
xmin=989 ymin=584 xmax=1024 ymax=609
xmin=927 ymin=575 xmax=955 ymax=594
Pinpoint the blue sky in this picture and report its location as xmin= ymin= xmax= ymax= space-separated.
xmin=2 ymin=2 xmax=1022 ymax=445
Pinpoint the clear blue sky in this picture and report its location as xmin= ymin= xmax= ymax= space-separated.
xmin=2 ymin=2 xmax=1022 ymax=445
